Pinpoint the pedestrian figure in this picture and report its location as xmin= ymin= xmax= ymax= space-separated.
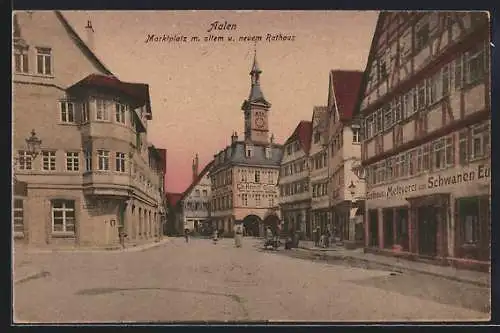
xmin=212 ymin=229 xmax=218 ymax=244
xmin=325 ymin=229 xmax=331 ymax=248
xmin=313 ymin=227 xmax=320 ymax=247
xmin=184 ymin=228 xmax=190 ymax=243
xmin=234 ymin=223 xmax=243 ymax=248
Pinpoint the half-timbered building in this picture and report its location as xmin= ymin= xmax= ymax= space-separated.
xmin=356 ymin=11 xmax=490 ymax=270
xmin=278 ymin=121 xmax=313 ymax=239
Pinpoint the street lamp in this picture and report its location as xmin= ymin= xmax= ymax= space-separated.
xmin=25 ymin=129 xmax=42 ymax=159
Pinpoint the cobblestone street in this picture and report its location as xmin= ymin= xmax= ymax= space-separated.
xmin=13 ymin=237 xmax=490 ymax=323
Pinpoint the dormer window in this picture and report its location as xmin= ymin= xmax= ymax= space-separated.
xmin=245 ymin=145 xmax=253 ymax=158
xmin=265 ymin=147 xmax=272 ymax=159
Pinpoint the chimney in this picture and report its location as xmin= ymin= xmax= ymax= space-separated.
xmin=85 ymin=19 xmax=95 ymax=52
xmin=231 ymin=131 xmax=238 ymax=144
xmin=192 ymin=153 xmax=199 ymax=182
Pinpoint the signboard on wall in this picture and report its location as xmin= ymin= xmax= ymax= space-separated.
xmin=366 ymin=162 xmax=490 ymax=201
xmin=236 ymin=182 xmax=276 ymax=193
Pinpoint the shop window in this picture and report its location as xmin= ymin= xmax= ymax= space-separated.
xmin=368 ymin=209 xmax=379 ymax=247
xmin=383 ymin=209 xmax=394 ymax=249
xmin=458 ymin=198 xmax=480 ymax=244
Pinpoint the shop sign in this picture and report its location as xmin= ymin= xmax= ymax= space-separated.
xmin=367 ymin=163 xmax=490 ymax=200
xmin=236 ymin=182 xmax=276 ymax=193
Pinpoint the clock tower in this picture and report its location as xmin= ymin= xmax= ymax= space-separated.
xmin=241 ymin=49 xmax=271 ymax=145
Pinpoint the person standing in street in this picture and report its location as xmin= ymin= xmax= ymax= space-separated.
xmin=184 ymin=228 xmax=189 ymax=243
xmin=212 ymin=229 xmax=218 ymax=244
xmin=234 ymin=223 xmax=243 ymax=248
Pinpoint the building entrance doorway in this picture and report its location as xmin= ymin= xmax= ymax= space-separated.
xmin=368 ymin=209 xmax=378 ymax=247
xmin=418 ymin=206 xmax=438 ymax=257
xmin=243 ymin=215 xmax=261 ymax=237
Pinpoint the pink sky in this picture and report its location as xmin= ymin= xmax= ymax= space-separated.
xmin=63 ymin=10 xmax=378 ymax=193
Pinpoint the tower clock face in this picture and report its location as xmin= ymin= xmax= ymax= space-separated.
xmin=255 ymin=116 xmax=265 ymax=129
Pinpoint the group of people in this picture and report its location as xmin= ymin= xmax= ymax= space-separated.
xmin=312 ymin=226 xmax=334 ymax=248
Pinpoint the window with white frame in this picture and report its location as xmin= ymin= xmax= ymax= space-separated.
xmin=36 ymin=47 xmax=52 ymax=75
xmin=403 ymin=90 xmax=415 ymax=118
xmin=60 ymin=101 xmax=75 ymax=123
xmin=466 ymin=43 xmax=486 ymax=85
xmin=241 ymin=170 xmax=247 ymax=182
xmin=265 ymin=147 xmax=272 ymax=159
xmin=383 ymin=106 xmax=393 ymax=130
xmin=115 ymin=103 xmax=127 ymax=124
xmin=242 ymin=193 xmax=248 ymax=206
xmin=65 ymin=152 xmax=79 ymax=171
xmin=471 ymin=123 xmax=490 ymax=160
xmin=407 ymin=151 xmax=415 ymax=176
xmin=115 ymin=152 xmax=126 ymax=172
xmin=385 ymin=158 xmax=394 ymax=180
xmin=255 ymin=194 xmax=261 ymax=206
xmin=51 ymin=199 xmax=75 ymax=233
xmin=97 ymin=150 xmax=110 ymax=171
xmin=458 ymin=130 xmax=469 ymax=165
xmin=17 ymin=150 xmax=32 ymax=170
xmin=375 ymin=109 xmax=383 ymax=133
xmin=96 ymin=99 xmax=109 ymax=121
xmin=423 ymin=144 xmax=431 ymax=171
xmin=352 ymin=128 xmax=360 ymax=143
xmin=14 ymin=45 xmax=29 ymax=73
xmin=365 ymin=115 xmax=374 ymax=139
xmin=454 ymin=54 xmax=464 ymax=90
xmin=432 ymin=138 xmax=446 ymax=170
xmin=84 ymin=148 xmax=92 ymax=171
xmin=415 ymin=18 xmax=430 ymax=52
xmin=13 ymin=198 xmax=24 ymax=234
xmin=42 ymin=151 xmax=56 ymax=171
xmin=445 ymin=136 xmax=455 ymax=167
xmin=442 ymin=64 xmax=451 ymax=96
xmin=267 ymin=171 xmax=273 ymax=183
xmin=81 ymin=102 xmax=89 ymax=123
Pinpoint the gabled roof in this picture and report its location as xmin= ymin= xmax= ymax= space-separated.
xmin=54 ymin=11 xmax=113 ymax=76
xmin=178 ymin=160 xmax=214 ymax=203
xmin=312 ymin=106 xmax=328 ymax=129
xmin=284 ymin=121 xmax=313 ymax=154
xmin=329 ymin=70 xmax=364 ymax=122
xmin=166 ymin=192 xmax=183 ymax=208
